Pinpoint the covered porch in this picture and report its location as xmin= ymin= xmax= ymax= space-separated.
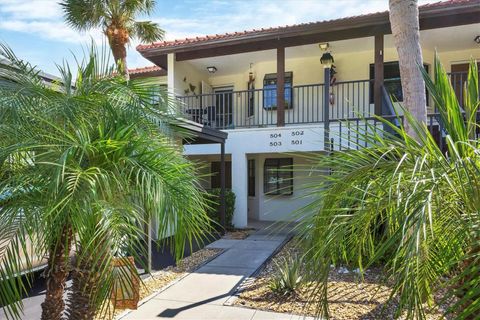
xmin=172 ymin=23 xmax=478 ymax=130
xmin=137 ymin=1 xmax=479 ymax=130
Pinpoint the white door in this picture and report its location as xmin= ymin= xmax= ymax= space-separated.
xmin=214 ymin=87 xmax=234 ymax=129
xmin=201 ymin=81 xmax=213 ymax=107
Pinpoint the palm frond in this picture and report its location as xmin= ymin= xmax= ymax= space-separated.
xmin=130 ymin=21 xmax=164 ymax=43
xmin=59 ymin=0 xmax=105 ymax=31
xmin=296 ymin=54 xmax=479 ymax=319
xmin=123 ymin=0 xmax=156 ymax=14
xmin=0 ymin=43 xmax=212 ymax=319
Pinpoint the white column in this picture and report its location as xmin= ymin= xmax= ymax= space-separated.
xmin=167 ymin=53 xmax=175 ymax=97
xmin=231 ymin=152 xmax=248 ymax=228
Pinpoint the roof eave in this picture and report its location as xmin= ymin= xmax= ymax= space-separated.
xmin=137 ymin=1 xmax=480 ymax=58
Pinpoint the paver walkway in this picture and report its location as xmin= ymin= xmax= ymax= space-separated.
xmin=120 ymin=224 xmax=313 ymax=320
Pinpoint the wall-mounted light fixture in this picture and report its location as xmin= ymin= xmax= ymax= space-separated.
xmin=207 ymin=66 xmax=217 ymax=73
xmin=475 ymin=35 xmax=480 ymax=44
xmin=318 ymin=43 xmax=329 ymax=51
xmin=319 ymin=43 xmax=334 ymax=68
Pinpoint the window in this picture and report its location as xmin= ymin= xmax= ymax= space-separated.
xmin=211 ymin=161 xmax=232 ymax=189
xmin=248 ymin=159 xmax=255 ymax=197
xmin=369 ymin=62 xmax=429 ymax=105
xmin=263 ymin=72 xmax=293 ymax=110
xmin=263 ymin=158 xmax=293 ymax=195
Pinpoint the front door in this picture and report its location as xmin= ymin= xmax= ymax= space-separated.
xmin=214 ymin=88 xmax=233 ymax=129
xmin=451 ymin=62 xmax=480 ymax=107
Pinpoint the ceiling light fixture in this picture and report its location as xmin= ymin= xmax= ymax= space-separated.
xmin=207 ymin=66 xmax=217 ymax=73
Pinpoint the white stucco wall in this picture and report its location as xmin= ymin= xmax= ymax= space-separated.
xmin=250 ymin=153 xmax=325 ymax=221
xmin=438 ymin=48 xmax=480 ymax=72
xmin=172 ymin=58 xmax=209 ymax=97
xmin=189 ymin=152 xmax=325 ymax=223
xmin=184 ymin=121 xmax=391 ymax=227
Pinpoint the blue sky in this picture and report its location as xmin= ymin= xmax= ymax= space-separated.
xmin=0 ymin=0 xmax=435 ymax=76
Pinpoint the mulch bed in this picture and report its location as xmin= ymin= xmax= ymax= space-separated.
xmin=234 ymin=241 xmax=452 ymax=320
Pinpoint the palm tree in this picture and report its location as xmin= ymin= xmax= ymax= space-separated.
xmin=389 ymin=0 xmax=427 ymax=138
xmin=0 ymin=44 xmax=211 ymax=320
xmin=60 ymin=0 xmax=164 ymax=78
xmin=297 ymin=56 xmax=479 ymax=319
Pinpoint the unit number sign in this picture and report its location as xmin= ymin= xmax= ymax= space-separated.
xmin=268 ymin=130 xmax=304 ymax=147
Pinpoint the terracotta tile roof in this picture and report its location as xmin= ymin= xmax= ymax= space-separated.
xmin=136 ymin=0 xmax=476 ymax=52
xmin=128 ymin=65 xmax=165 ymax=75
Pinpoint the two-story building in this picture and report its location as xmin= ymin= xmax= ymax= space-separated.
xmin=135 ymin=0 xmax=480 ymax=228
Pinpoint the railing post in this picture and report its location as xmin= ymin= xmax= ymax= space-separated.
xmin=374 ymin=34 xmax=384 ymax=116
xmin=220 ymin=142 xmax=226 ymax=233
xmin=277 ymin=46 xmax=285 ymax=127
xmin=324 ymin=67 xmax=331 ymax=151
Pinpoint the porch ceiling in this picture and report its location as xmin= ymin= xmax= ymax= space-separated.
xmin=184 ymin=24 xmax=479 ymax=77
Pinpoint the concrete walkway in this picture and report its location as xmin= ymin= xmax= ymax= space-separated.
xmin=120 ymin=224 xmax=313 ymax=320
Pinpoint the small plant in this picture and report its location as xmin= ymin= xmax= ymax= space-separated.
xmin=268 ymin=254 xmax=303 ymax=296
xmin=204 ymin=188 xmax=236 ymax=229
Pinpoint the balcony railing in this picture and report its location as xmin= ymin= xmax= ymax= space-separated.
xmin=177 ymin=71 xmax=476 ymax=131
xmin=330 ymin=113 xmax=447 ymax=151
xmin=177 ymin=79 xmax=373 ymax=129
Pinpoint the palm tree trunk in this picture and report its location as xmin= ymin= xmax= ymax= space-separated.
xmin=41 ymin=225 xmax=73 ymax=320
xmin=66 ymin=252 xmax=100 ymax=320
xmin=107 ymin=29 xmax=130 ymax=80
xmin=389 ymin=0 xmax=426 ymax=139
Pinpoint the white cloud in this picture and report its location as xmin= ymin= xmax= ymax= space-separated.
xmin=0 ymin=19 xmax=102 ymax=44
xmin=0 ymin=0 xmax=61 ymax=20
xmin=0 ymin=0 xmax=103 ymax=43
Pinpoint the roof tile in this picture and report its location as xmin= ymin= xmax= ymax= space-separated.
xmin=136 ymin=0 xmax=476 ymax=52
xmin=128 ymin=65 xmax=164 ymax=75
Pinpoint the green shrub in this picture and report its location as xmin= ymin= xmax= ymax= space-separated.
xmin=268 ymin=254 xmax=303 ymax=296
xmin=204 ymin=188 xmax=235 ymax=229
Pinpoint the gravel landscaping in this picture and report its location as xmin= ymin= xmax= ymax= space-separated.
xmin=234 ymin=241 xmax=452 ymax=320
xmin=95 ymin=247 xmax=223 ymax=320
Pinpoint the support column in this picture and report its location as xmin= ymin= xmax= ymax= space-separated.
xmin=219 ymin=142 xmax=226 ymax=232
xmin=324 ymin=67 xmax=331 ymax=151
xmin=277 ymin=46 xmax=285 ymax=127
xmin=374 ymin=34 xmax=384 ymax=115
xmin=147 ymin=218 xmax=152 ymax=272
xmin=231 ymin=152 xmax=248 ymax=228
xmin=167 ymin=53 xmax=176 ymax=98
xmin=144 ymin=219 xmax=152 ymax=273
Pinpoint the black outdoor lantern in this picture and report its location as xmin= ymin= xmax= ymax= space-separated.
xmin=320 ymin=52 xmax=335 ymax=68
xmin=319 ymin=45 xmax=334 ymax=151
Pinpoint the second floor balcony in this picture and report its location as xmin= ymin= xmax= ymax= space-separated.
xmin=177 ymin=71 xmax=473 ymax=130
xmin=177 ymin=79 xmax=372 ymax=129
